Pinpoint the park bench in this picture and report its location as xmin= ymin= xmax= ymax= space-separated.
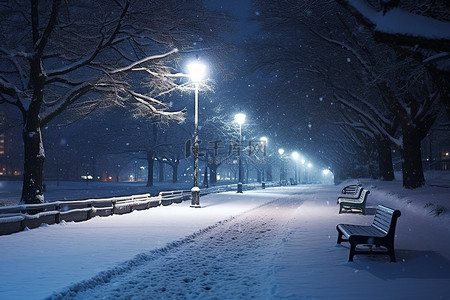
xmin=337 ymin=184 xmax=363 ymax=203
xmin=336 ymin=205 xmax=401 ymax=262
xmin=338 ymin=189 xmax=370 ymax=215
xmin=341 ymin=184 xmax=361 ymax=194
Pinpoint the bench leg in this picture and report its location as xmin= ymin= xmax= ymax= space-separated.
xmin=388 ymin=247 xmax=396 ymax=262
xmin=337 ymin=231 xmax=343 ymax=244
xmin=349 ymin=243 xmax=356 ymax=262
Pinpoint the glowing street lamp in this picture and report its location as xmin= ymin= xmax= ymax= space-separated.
xmin=260 ymin=137 xmax=268 ymax=187
xmin=235 ymin=113 xmax=246 ymax=193
xmin=188 ymin=61 xmax=206 ymax=208
xmin=278 ymin=148 xmax=285 ymax=184
xmin=292 ymin=151 xmax=299 ymax=184
xmin=307 ymin=162 xmax=313 ymax=184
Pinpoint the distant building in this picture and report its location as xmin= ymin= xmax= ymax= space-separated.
xmin=0 ymin=112 xmax=6 ymax=175
xmin=422 ymin=117 xmax=450 ymax=171
xmin=0 ymin=112 xmax=22 ymax=177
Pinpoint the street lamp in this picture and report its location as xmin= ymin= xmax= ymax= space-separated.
xmin=188 ymin=61 xmax=206 ymax=208
xmin=235 ymin=113 xmax=246 ymax=193
xmin=260 ymin=137 xmax=268 ymax=187
xmin=292 ymin=151 xmax=299 ymax=184
xmin=300 ymin=159 xmax=305 ymax=184
xmin=278 ymin=148 xmax=285 ymax=185
xmin=307 ymin=162 xmax=313 ymax=184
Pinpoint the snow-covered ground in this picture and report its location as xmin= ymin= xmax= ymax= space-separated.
xmin=0 ymin=172 xmax=449 ymax=299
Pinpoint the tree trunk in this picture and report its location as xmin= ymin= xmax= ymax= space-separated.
xmin=20 ymin=51 xmax=46 ymax=204
xmin=158 ymin=159 xmax=164 ymax=182
xmin=203 ymin=165 xmax=209 ymax=188
xmin=20 ymin=126 xmax=45 ymax=204
xmin=146 ymin=152 xmax=154 ymax=187
xmin=210 ymin=165 xmax=217 ymax=184
xmin=378 ymin=139 xmax=395 ymax=181
xmin=401 ymin=125 xmax=425 ymax=188
xmin=266 ymin=165 xmax=273 ymax=181
xmin=171 ymin=163 xmax=178 ymax=183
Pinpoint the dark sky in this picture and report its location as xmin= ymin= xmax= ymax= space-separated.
xmin=206 ymin=0 xmax=258 ymax=35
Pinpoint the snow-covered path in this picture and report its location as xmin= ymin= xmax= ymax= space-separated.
xmin=51 ymin=193 xmax=306 ymax=299
xmin=1 ymin=181 xmax=449 ymax=299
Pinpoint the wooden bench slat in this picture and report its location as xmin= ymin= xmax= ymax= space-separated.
xmin=337 ymin=185 xmax=363 ymax=201
xmin=373 ymin=217 xmax=391 ymax=228
xmin=338 ymin=225 xmax=384 ymax=238
xmin=373 ymin=219 xmax=390 ymax=228
xmin=375 ymin=213 xmax=393 ymax=221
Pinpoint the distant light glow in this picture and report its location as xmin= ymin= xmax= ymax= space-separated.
xmin=292 ymin=151 xmax=299 ymax=160
xmin=234 ymin=113 xmax=246 ymax=125
xmin=307 ymin=163 xmax=312 ymax=168
xmin=322 ymin=169 xmax=330 ymax=175
xmin=187 ymin=62 xmax=206 ymax=82
xmin=260 ymin=137 xmax=268 ymax=144
xmin=278 ymin=148 xmax=285 ymax=155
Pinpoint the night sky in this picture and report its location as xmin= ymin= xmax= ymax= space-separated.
xmin=0 ymin=0 xmax=448 ymax=188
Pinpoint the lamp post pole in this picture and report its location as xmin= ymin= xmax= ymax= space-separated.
xmin=301 ymin=159 xmax=305 ymax=184
xmin=187 ymin=62 xmax=206 ymax=208
xmin=191 ymin=82 xmax=201 ymax=207
xmin=237 ymin=121 xmax=243 ymax=193
xmin=292 ymin=152 xmax=299 ymax=185
xmin=260 ymin=137 xmax=267 ymax=188
xmin=235 ymin=113 xmax=246 ymax=193
xmin=278 ymin=148 xmax=285 ymax=185
xmin=294 ymin=161 xmax=298 ymax=184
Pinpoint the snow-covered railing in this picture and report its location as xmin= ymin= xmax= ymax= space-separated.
xmin=0 ymin=182 xmax=278 ymax=236
xmin=0 ymin=193 xmax=162 ymax=235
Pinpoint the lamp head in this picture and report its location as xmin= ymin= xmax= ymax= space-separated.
xmin=234 ymin=113 xmax=246 ymax=125
xmin=187 ymin=62 xmax=206 ymax=82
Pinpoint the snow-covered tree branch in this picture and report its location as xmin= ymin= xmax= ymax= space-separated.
xmin=334 ymin=0 xmax=450 ymax=51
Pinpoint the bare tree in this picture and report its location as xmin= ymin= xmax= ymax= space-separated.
xmin=249 ymin=0 xmax=444 ymax=188
xmin=0 ymin=0 xmax=230 ymax=203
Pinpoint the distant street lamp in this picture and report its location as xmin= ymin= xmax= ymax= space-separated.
xmin=188 ymin=61 xmax=206 ymax=208
xmin=278 ymin=148 xmax=285 ymax=185
xmin=300 ymin=159 xmax=305 ymax=184
xmin=292 ymin=151 xmax=299 ymax=184
xmin=260 ymin=137 xmax=268 ymax=187
xmin=235 ymin=113 xmax=246 ymax=193
xmin=307 ymin=162 xmax=313 ymax=184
